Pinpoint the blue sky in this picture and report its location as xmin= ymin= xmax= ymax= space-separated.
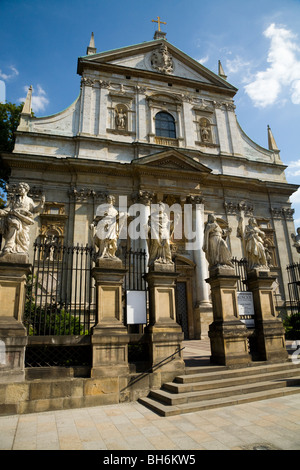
xmin=0 ymin=0 xmax=300 ymax=229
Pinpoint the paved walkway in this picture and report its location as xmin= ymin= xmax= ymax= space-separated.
xmin=1 ymin=340 xmax=300 ymax=451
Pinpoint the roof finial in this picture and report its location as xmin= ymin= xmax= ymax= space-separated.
xmin=267 ymin=125 xmax=279 ymax=152
xmin=87 ymin=32 xmax=97 ymax=55
xmin=21 ymin=85 xmax=33 ymax=115
xmin=218 ymin=60 xmax=227 ymax=80
xmin=152 ymin=16 xmax=167 ymax=40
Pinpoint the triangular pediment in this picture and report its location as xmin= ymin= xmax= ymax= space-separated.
xmin=78 ymin=39 xmax=237 ymax=93
xmin=131 ymin=149 xmax=212 ymax=174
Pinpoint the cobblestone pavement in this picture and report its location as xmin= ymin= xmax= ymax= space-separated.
xmin=1 ymin=340 xmax=300 ymax=451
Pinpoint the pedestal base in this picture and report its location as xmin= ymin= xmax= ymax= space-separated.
xmin=247 ymin=269 xmax=288 ymax=363
xmin=0 ymin=259 xmax=30 ymax=383
xmin=91 ymin=327 xmax=130 ymax=378
xmin=91 ymin=260 xmax=129 ymax=377
xmin=251 ymin=319 xmax=288 ymax=362
xmin=206 ymin=266 xmax=251 ymax=366
xmin=144 ymin=263 xmax=185 ymax=377
xmin=209 ymin=320 xmax=251 ymax=366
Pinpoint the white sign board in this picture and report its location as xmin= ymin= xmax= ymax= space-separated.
xmin=237 ymin=291 xmax=255 ymax=327
xmin=126 ymin=290 xmax=147 ymax=324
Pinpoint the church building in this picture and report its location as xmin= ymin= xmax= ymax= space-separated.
xmin=2 ymin=24 xmax=299 ymax=339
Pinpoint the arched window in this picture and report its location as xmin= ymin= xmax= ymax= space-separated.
xmin=155 ymin=112 xmax=176 ymax=139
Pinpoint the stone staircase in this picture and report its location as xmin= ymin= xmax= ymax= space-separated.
xmin=139 ymin=360 xmax=300 ymax=416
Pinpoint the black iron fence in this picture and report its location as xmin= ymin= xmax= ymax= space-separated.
xmin=287 ymin=262 xmax=300 ymax=315
xmin=24 ymin=241 xmax=96 ymax=336
xmin=232 ymin=257 xmax=248 ymax=291
xmin=24 ymin=242 xmax=147 ymax=337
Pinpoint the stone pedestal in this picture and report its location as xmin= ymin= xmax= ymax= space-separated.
xmin=206 ymin=266 xmax=251 ymax=366
xmin=91 ymin=258 xmax=129 ymax=377
xmin=144 ymin=262 xmax=185 ymax=377
xmin=0 ymin=254 xmax=31 ymax=383
xmin=246 ymin=268 xmax=288 ymax=362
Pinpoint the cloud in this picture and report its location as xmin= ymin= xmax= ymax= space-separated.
xmin=286 ymin=159 xmax=300 ymax=178
xmin=0 ymin=65 xmax=19 ymax=81
xmin=225 ymin=56 xmax=251 ymax=75
xmin=291 ymin=187 xmax=300 ymax=204
xmin=19 ymin=84 xmax=49 ymax=113
xmin=198 ymin=55 xmax=209 ymax=65
xmin=244 ymin=23 xmax=300 ymax=107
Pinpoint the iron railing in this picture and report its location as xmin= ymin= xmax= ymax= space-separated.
xmin=24 ymin=241 xmax=96 ymax=336
xmin=287 ymin=262 xmax=300 ymax=315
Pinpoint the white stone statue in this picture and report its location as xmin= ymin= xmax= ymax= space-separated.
xmin=115 ymin=108 xmax=126 ymax=130
xmin=291 ymin=227 xmax=300 ymax=254
xmin=244 ymin=217 xmax=268 ymax=269
xmin=0 ymin=182 xmax=45 ymax=256
xmin=147 ymin=202 xmax=174 ymax=267
xmin=202 ymin=214 xmax=233 ymax=269
xmin=90 ymin=195 xmax=126 ymax=260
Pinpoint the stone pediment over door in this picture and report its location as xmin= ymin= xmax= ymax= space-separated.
xmin=131 ymin=149 xmax=212 ymax=180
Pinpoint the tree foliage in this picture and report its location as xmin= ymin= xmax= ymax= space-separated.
xmin=0 ymin=102 xmax=25 ymax=207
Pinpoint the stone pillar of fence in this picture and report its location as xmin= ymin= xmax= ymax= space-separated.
xmin=246 ymin=268 xmax=288 ymax=362
xmin=0 ymin=253 xmax=30 ymax=383
xmin=144 ymin=262 xmax=185 ymax=380
xmin=206 ymin=266 xmax=252 ymax=366
xmin=91 ymin=258 xmax=130 ymax=377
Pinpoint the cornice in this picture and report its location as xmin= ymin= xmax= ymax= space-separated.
xmin=77 ymin=60 xmax=237 ymax=98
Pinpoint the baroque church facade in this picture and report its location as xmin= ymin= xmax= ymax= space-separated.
xmin=2 ymin=28 xmax=299 ymax=339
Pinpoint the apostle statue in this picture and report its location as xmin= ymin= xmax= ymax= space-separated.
xmin=291 ymin=227 xmax=300 ymax=254
xmin=244 ymin=217 xmax=268 ymax=269
xmin=0 ymin=182 xmax=45 ymax=256
xmin=115 ymin=107 xmax=126 ymax=130
xmin=202 ymin=214 xmax=233 ymax=269
xmin=147 ymin=202 xmax=175 ymax=267
xmin=90 ymin=195 xmax=126 ymax=260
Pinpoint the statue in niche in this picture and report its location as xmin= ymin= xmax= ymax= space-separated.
xmin=200 ymin=118 xmax=212 ymax=143
xmin=244 ymin=217 xmax=268 ymax=269
xmin=291 ymin=227 xmax=300 ymax=254
xmin=44 ymin=231 xmax=60 ymax=261
xmin=90 ymin=195 xmax=126 ymax=260
xmin=147 ymin=202 xmax=175 ymax=267
xmin=202 ymin=214 xmax=233 ymax=269
xmin=0 ymin=182 xmax=45 ymax=255
xmin=151 ymin=45 xmax=173 ymax=75
xmin=115 ymin=107 xmax=127 ymax=130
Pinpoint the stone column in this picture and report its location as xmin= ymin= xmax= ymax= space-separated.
xmin=246 ymin=268 xmax=288 ymax=362
xmin=206 ymin=266 xmax=251 ymax=366
xmin=0 ymin=253 xmax=30 ymax=383
xmin=145 ymin=263 xmax=185 ymax=379
xmin=91 ymin=258 xmax=129 ymax=377
xmin=187 ymin=196 xmax=212 ymax=338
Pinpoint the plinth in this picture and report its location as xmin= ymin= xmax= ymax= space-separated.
xmin=91 ymin=257 xmax=129 ymax=377
xmin=206 ymin=266 xmax=251 ymax=366
xmin=246 ymin=268 xmax=288 ymax=362
xmin=144 ymin=261 xmax=185 ymax=378
xmin=0 ymin=253 xmax=31 ymax=383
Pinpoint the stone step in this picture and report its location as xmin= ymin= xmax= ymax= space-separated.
xmin=151 ymin=376 xmax=300 ymax=405
xmin=139 ymin=384 xmax=300 ymax=417
xmin=174 ymin=361 xmax=300 ymax=384
xmin=163 ymin=367 xmax=300 ymax=394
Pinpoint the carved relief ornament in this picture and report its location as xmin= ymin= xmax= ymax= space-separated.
xmin=150 ymin=45 xmax=173 ymax=75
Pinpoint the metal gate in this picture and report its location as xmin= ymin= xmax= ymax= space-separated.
xmin=287 ymin=262 xmax=300 ymax=315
